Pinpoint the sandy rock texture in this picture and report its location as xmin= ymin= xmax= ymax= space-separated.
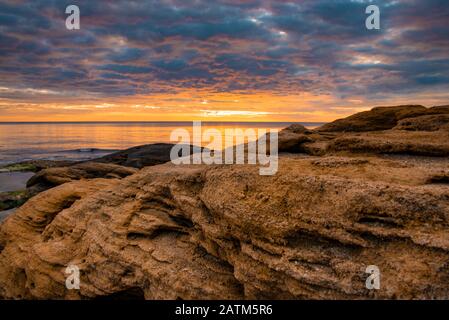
xmin=274 ymin=105 xmax=449 ymax=157
xmin=26 ymin=162 xmax=137 ymax=193
xmin=1 ymin=105 xmax=449 ymax=300
xmin=1 ymin=154 xmax=449 ymax=299
xmin=317 ymin=105 xmax=449 ymax=132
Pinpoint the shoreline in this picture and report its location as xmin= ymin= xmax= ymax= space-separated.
xmin=0 ymin=122 xmax=324 ymax=167
xmin=1 ymin=105 xmax=449 ymax=299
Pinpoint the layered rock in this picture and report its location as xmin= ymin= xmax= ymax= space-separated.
xmin=26 ymin=162 xmax=138 ymax=194
xmin=1 ymin=154 xmax=449 ymax=299
xmin=393 ymin=114 xmax=449 ymax=132
xmin=1 ymin=105 xmax=449 ymax=300
xmin=297 ymin=105 xmax=449 ymax=157
xmin=317 ymin=105 xmax=449 ymax=133
xmin=327 ymin=131 xmax=449 ymax=156
xmin=1 ymin=144 xmax=202 ymax=213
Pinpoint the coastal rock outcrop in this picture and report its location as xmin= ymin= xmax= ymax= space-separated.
xmin=317 ymin=105 xmax=449 ymax=133
xmin=393 ymin=114 xmax=449 ymax=132
xmin=1 ymin=144 xmax=202 ymax=212
xmin=327 ymin=131 xmax=449 ymax=156
xmin=309 ymin=105 xmax=449 ymax=157
xmin=1 ymin=154 xmax=449 ymax=299
xmin=1 ymin=105 xmax=449 ymax=300
xmin=0 ymin=160 xmax=77 ymax=173
xmin=317 ymin=105 xmax=427 ymax=132
xmin=277 ymin=130 xmax=312 ymax=152
xmin=92 ymin=143 xmax=202 ymax=169
xmin=26 ymin=162 xmax=137 ymax=194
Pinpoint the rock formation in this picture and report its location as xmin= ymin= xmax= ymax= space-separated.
xmin=91 ymin=143 xmax=202 ymax=169
xmin=0 ymin=160 xmax=77 ymax=173
xmin=26 ymin=162 xmax=137 ymax=194
xmin=1 ymin=144 xmax=205 ymax=213
xmin=393 ymin=114 xmax=449 ymax=132
xmin=1 ymin=105 xmax=449 ymax=300
xmin=317 ymin=105 xmax=449 ymax=132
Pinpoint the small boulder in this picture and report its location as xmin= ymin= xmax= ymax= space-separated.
xmin=283 ymin=124 xmax=310 ymax=134
xmin=92 ymin=143 xmax=201 ymax=168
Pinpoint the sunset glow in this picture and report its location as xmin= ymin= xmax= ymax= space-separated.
xmin=0 ymin=0 xmax=448 ymax=122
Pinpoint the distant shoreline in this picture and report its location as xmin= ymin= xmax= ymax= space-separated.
xmin=0 ymin=123 xmax=324 ymax=166
xmin=0 ymin=121 xmax=326 ymax=125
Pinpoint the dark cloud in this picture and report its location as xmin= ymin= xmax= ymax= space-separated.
xmin=0 ymin=0 xmax=448 ymax=101
xmin=97 ymin=64 xmax=154 ymax=74
xmin=107 ymin=48 xmax=146 ymax=63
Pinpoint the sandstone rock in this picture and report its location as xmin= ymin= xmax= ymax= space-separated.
xmin=283 ymin=124 xmax=310 ymax=134
xmin=26 ymin=162 xmax=138 ymax=192
xmin=266 ymin=124 xmax=333 ymax=154
xmin=317 ymin=105 xmax=428 ymax=132
xmin=260 ymin=106 xmax=449 ymax=157
xmin=328 ymin=131 xmax=449 ymax=156
xmin=232 ymin=126 xmax=312 ymax=155
xmin=2 ymin=106 xmax=449 ymax=300
xmin=427 ymin=171 xmax=449 ymax=184
xmin=427 ymin=105 xmax=449 ymax=115
xmin=277 ymin=132 xmax=312 ymax=153
xmin=394 ymin=114 xmax=449 ymax=131
xmin=318 ymin=105 xmax=449 ymax=133
xmin=274 ymin=125 xmax=312 ymax=152
xmin=1 ymin=155 xmax=449 ymax=299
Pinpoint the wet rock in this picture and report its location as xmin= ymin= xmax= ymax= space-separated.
xmin=91 ymin=143 xmax=201 ymax=169
xmin=0 ymin=190 xmax=29 ymax=211
xmin=26 ymin=162 xmax=138 ymax=192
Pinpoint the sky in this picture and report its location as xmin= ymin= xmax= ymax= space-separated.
xmin=0 ymin=0 xmax=448 ymax=122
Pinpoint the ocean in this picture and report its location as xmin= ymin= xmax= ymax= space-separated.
xmin=0 ymin=122 xmax=324 ymax=165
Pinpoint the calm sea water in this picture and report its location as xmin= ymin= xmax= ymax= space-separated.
xmin=0 ymin=122 xmax=324 ymax=165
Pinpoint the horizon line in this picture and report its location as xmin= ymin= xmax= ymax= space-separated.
xmin=0 ymin=121 xmax=327 ymax=124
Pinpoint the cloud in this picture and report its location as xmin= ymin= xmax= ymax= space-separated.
xmin=0 ymin=0 xmax=447 ymax=118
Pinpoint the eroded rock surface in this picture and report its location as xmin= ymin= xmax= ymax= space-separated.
xmin=316 ymin=105 xmax=449 ymax=132
xmin=299 ymin=105 xmax=449 ymax=157
xmin=1 ymin=154 xmax=449 ymax=299
xmin=393 ymin=114 xmax=449 ymax=132
xmin=1 ymin=105 xmax=449 ymax=300
xmin=26 ymin=162 xmax=138 ymax=194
